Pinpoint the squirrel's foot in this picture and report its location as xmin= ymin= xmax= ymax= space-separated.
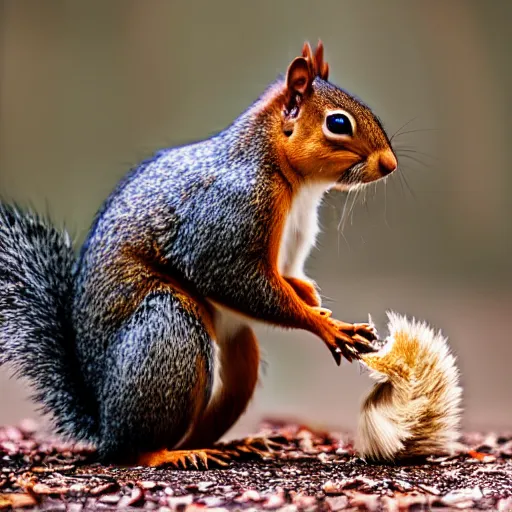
xmin=139 ymin=437 xmax=287 ymax=469
xmin=218 ymin=435 xmax=287 ymax=460
xmin=314 ymin=308 xmax=378 ymax=365
xmin=138 ymin=448 xmax=235 ymax=469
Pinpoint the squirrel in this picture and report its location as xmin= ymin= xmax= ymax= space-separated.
xmin=356 ymin=312 xmax=463 ymax=462
xmin=0 ymin=41 xmax=398 ymax=468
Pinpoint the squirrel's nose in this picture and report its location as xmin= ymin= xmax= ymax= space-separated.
xmin=379 ymin=150 xmax=398 ymax=176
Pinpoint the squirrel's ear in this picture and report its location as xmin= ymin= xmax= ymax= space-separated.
xmin=302 ymin=41 xmax=314 ymax=62
xmin=285 ymin=56 xmax=313 ymax=97
xmin=314 ymin=40 xmax=329 ymax=80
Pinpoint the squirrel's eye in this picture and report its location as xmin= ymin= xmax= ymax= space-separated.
xmin=326 ymin=113 xmax=353 ymax=136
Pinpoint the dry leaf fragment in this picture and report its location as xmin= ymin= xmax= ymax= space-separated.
xmin=0 ymin=493 xmax=38 ymax=509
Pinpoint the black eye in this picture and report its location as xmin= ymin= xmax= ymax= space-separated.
xmin=326 ymin=113 xmax=353 ymax=136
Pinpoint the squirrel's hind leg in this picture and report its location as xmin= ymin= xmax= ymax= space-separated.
xmin=97 ymin=287 xmax=215 ymax=464
xmin=180 ymin=323 xmax=260 ymax=449
xmin=179 ymin=322 xmax=283 ymax=464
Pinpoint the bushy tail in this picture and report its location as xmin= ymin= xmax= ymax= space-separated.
xmin=356 ymin=312 xmax=462 ymax=461
xmin=0 ymin=203 xmax=97 ymax=442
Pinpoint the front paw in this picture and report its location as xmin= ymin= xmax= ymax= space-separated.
xmin=350 ymin=322 xmax=378 ymax=348
xmin=314 ymin=310 xmax=378 ymax=365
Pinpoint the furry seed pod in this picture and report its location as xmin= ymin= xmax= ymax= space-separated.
xmin=356 ymin=312 xmax=463 ymax=462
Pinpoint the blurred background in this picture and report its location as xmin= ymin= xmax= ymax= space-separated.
xmin=0 ymin=0 xmax=510 ymax=436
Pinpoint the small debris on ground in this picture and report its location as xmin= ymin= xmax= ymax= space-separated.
xmin=0 ymin=420 xmax=510 ymax=510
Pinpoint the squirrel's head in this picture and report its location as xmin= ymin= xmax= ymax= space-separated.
xmin=277 ymin=41 xmax=397 ymax=190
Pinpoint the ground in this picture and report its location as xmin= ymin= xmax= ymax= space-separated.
xmin=0 ymin=420 xmax=511 ymax=511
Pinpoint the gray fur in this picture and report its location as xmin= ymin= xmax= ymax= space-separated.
xmin=0 ymin=204 xmax=97 ymax=442
xmin=98 ymin=290 xmax=213 ymax=460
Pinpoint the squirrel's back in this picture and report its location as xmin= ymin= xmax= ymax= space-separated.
xmin=72 ymin=112 xmax=288 ymax=396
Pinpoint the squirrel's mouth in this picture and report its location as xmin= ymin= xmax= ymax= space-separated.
xmin=337 ymin=161 xmax=367 ymax=187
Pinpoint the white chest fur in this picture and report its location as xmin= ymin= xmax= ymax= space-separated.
xmin=277 ymin=182 xmax=328 ymax=278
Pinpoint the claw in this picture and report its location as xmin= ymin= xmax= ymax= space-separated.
xmin=138 ymin=448 xmax=234 ymax=469
xmin=196 ymin=451 xmax=208 ymax=469
xmin=329 ymin=345 xmax=342 ymax=365
xmin=352 ymin=334 xmax=378 ymax=352
xmin=262 ymin=438 xmax=285 ymax=450
xmin=220 ymin=436 xmax=286 ymax=460
xmin=207 ymin=454 xmax=230 ymax=467
xmin=353 ymin=323 xmax=378 ymax=341
xmin=186 ymin=453 xmax=199 ymax=469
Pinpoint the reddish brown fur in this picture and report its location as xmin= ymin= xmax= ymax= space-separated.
xmin=302 ymin=41 xmax=329 ymax=80
xmin=182 ymin=326 xmax=260 ymax=448
xmin=104 ymin=243 xmax=216 ymax=338
xmin=284 ymin=277 xmax=321 ymax=307
xmin=188 ymin=354 xmax=210 ymax=433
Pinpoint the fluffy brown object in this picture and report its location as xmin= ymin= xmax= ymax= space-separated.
xmin=357 ymin=312 xmax=463 ymax=461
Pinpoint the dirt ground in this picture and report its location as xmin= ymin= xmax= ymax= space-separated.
xmin=0 ymin=420 xmax=511 ymax=511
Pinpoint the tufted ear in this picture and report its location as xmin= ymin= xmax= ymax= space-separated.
xmin=283 ymin=41 xmax=330 ymax=120
xmin=285 ymin=56 xmax=314 ymax=97
xmin=313 ymin=40 xmax=329 ymax=80
xmin=285 ymin=40 xmax=330 ymax=101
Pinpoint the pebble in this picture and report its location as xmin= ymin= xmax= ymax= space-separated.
xmin=236 ymin=489 xmax=262 ymax=502
xmin=68 ymin=483 xmax=86 ymax=494
xmin=32 ymin=483 xmax=70 ymax=495
xmin=317 ymin=452 xmax=330 ymax=463
xmin=263 ymin=493 xmax=285 ymax=509
xmin=442 ymin=486 xmax=483 ymax=508
xmin=118 ymin=486 xmax=144 ymax=507
xmin=417 ymin=483 xmax=441 ymax=495
xmin=199 ymin=496 xmax=225 ymax=507
xmin=197 ymin=481 xmax=215 ymax=492
xmin=292 ymin=494 xmax=317 ymax=511
xmin=322 ymin=480 xmax=343 ymax=495
xmin=140 ymin=480 xmax=157 ymax=489
xmin=89 ymin=482 xmax=118 ymax=496
xmin=325 ymin=495 xmax=349 ymax=511
xmin=166 ymin=494 xmax=194 ymax=509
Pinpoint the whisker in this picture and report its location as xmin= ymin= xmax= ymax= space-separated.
xmin=337 ymin=195 xmax=352 ymax=250
xmin=392 ymin=128 xmax=436 ymax=138
xmin=349 ymin=189 xmax=360 ymax=226
xmin=398 ymin=154 xmax=430 ymax=168
xmin=337 ymin=191 xmax=350 ymax=232
xmin=362 ymin=186 xmax=369 ymax=212
xmin=395 ymin=148 xmax=438 ymax=161
xmin=398 ymin=168 xmax=416 ymax=199
xmin=384 ymin=177 xmax=390 ymax=230
xmin=390 ymin=117 xmax=418 ymax=142
xmin=392 ymin=168 xmax=405 ymax=197
xmin=338 ymin=189 xmax=356 ymax=235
